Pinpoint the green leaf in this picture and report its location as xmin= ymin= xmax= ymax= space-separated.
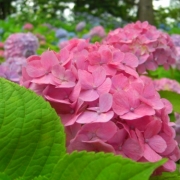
xmin=150 ymin=171 xmax=180 ymax=180
xmin=32 ymin=176 xmax=48 ymax=180
xmin=169 ymin=112 xmax=176 ymax=122
xmin=15 ymin=176 xmax=48 ymax=180
xmin=159 ymin=91 xmax=180 ymax=113
xmin=50 ymin=151 xmax=166 ymax=180
xmin=0 ymin=172 xmax=11 ymax=180
xmin=0 ymin=78 xmax=66 ymax=180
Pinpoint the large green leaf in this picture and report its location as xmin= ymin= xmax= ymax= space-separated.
xmin=0 ymin=78 xmax=65 ymax=180
xmin=50 ymin=151 xmax=166 ymax=180
xmin=0 ymin=172 xmax=11 ymax=180
xmin=159 ymin=91 xmax=180 ymax=113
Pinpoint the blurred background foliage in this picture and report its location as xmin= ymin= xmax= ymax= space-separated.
xmin=0 ymin=0 xmax=180 ymax=27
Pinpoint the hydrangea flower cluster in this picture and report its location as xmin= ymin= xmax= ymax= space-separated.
xmin=154 ymin=78 xmax=180 ymax=94
xmin=75 ymin=21 xmax=86 ymax=32
xmin=21 ymin=38 xmax=180 ymax=173
xmin=170 ymin=34 xmax=180 ymax=70
xmin=104 ymin=21 xmax=177 ymax=73
xmin=89 ymin=25 xmax=106 ymax=38
xmin=4 ymin=32 xmax=39 ymax=59
xmin=23 ymin=23 xmax=34 ymax=31
xmin=0 ymin=33 xmax=39 ymax=83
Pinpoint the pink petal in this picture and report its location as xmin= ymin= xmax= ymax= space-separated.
xmin=120 ymin=112 xmax=143 ymax=120
xmin=108 ymin=129 xmax=128 ymax=145
xmin=83 ymin=140 xmax=115 ymax=153
xmin=112 ymin=92 xmax=130 ymax=116
xmin=162 ymin=160 xmax=176 ymax=172
xmin=134 ymin=103 xmax=155 ymax=117
xmin=144 ymin=120 xmax=162 ymax=139
xmin=111 ymin=74 xmax=129 ymax=93
xmin=97 ymin=111 xmax=114 ymax=122
xmin=144 ymin=144 xmax=162 ymax=162
xmin=65 ymin=123 xmax=81 ymax=146
xmin=80 ymin=121 xmax=117 ymax=141
xmin=27 ymin=55 xmax=41 ymax=62
xmin=97 ymin=78 xmax=112 ymax=95
xmin=99 ymin=93 xmax=113 ymax=112
xmin=79 ymin=89 xmax=99 ymax=102
xmin=51 ymin=65 xmax=65 ymax=78
xmin=26 ymin=60 xmax=46 ymax=77
xmin=124 ymin=66 xmax=139 ymax=78
xmin=93 ymin=67 xmax=106 ymax=87
xmin=69 ymin=82 xmax=81 ymax=102
xmin=100 ymin=47 xmax=112 ymax=64
xmin=148 ymin=135 xmax=167 ymax=153
xmin=78 ymin=70 xmax=93 ymax=89
xmin=41 ymin=51 xmax=59 ymax=70
xmin=31 ymin=73 xmax=54 ymax=85
xmin=123 ymin=53 xmax=139 ymax=68
xmin=123 ymin=138 xmax=143 ymax=161
xmin=76 ymin=111 xmax=99 ymax=123
xmin=89 ymin=52 xmax=101 ymax=65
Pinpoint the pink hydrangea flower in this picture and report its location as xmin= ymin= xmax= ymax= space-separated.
xmin=104 ymin=21 xmax=176 ymax=73
xmin=23 ymin=23 xmax=34 ymax=30
xmin=21 ymin=38 xmax=180 ymax=173
xmin=154 ymin=78 xmax=180 ymax=94
xmin=89 ymin=26 xmax=106 ymax=38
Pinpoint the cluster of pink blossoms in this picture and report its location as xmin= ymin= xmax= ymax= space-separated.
xmin=104 ymin=21 xmax=177 ymax=73
xmin=21 ymin=38 xmax=180 ymax=173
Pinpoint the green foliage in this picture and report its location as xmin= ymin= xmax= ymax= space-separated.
xmin=0 ymin=172 xmax=11 ymax=180
xmin=50 ymin=151 xmax=166 ymax=180
xmin=0 ymin=78 xmax=65 ymax=179
xmin=148 ymin=67 xmax=180 ymax=84
xmin=159 ymin=91 xmax=180 ymax=113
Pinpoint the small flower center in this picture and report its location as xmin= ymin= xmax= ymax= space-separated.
xmin=130 ymin=107 xmax=134 ymax=112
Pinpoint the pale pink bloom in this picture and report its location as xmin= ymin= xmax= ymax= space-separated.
xmin=135 ymin=121 xmax=167 ymax=162
xmin=89 ymin=26 xmax=106 ymax=38
xmin=154 ymin=78 xmax=180 ymax=94
xmin=26 ymin=51 xmax=59 ymax=84
xmin=104 ymin=21 xmax=176 ymax=73
xmin=68 ymin=121 xmax=117 ymax=153
xmin=76 ymin=93 xmax=114 ymax=123
xmin=107 ymin=128 xmax=143 ymax=161
xmin=112 ymin=89 xmax=155 ymax=120
xmin=59 ymin=40 xmax=69 ymax=49
xmin=23 ymin=23 xmax=34 ymax=30
xmin=78 ymin=67 xmax=111 ymax=101
xmin=51 ymin=65 xmax=76 ymax=88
